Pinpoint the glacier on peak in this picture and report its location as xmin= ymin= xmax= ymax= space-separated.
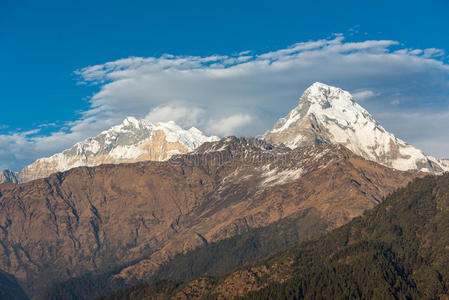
xmin=264 ymin=82 xmax=448 ymax=173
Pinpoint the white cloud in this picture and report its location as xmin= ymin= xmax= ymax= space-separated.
xmin=423 ymin=48 xmax=445 ymax=58
xmin=352 ymin=90 xmax=377 ymax=101
xmin=390 ymin=99 xmax=401 ymax=105
xmin=145 ymin=105 xmax=205 ymax=128
xmin=208 ymin=114 xmax=253 ymax=136
xmin=1 ymin=35 xmax=449 ymax=170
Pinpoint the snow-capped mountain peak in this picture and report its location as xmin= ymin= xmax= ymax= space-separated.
xmin=13 ymin=118 xmax=219 ymax=183
xmin=264 ymin=82 xmax=448 ymax=173
xmin=269 ymin=82 xmax=374 ymax=135
xmin=304 ymin=81 xmax=356 ymax=105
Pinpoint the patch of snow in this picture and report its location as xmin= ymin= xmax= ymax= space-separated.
xmin=109 ymin=144 xmax=147 ymax=160
xmin=260 ymin=168 xmax=304 ymax=187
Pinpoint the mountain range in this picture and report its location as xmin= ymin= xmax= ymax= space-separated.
xmin=0 ymin=137 xmax=415 ymax=298
xmin=1 ymin=82 xmax=447 ymax=185
xmin=0 ymin=118 xmax=218 ymax=183
xmin=0 ymin=82 xmax=447 ymax=299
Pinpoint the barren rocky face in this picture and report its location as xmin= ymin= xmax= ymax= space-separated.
xmin=0 ymin=137 xmax=416 ymax=296
xmin=153 ymin=174 xmax=449 ymax=300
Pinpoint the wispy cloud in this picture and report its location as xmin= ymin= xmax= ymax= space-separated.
xmin=390 ymin=99 xmax=401 ymax=105
xmin=352 ymin=90 xmax=378 ymax=101
xmin=145 ymin=105 xmax=206 ymax=128
xmin=1 ymin=35 xmax=449 ymax=170
xmin=208 ymin=114 xmax=253 ymax=136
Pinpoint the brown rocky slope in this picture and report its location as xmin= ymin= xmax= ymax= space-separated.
xmin=0 ymin=137 xmax=417 ymax=296
xmin=140 ymin=173 xmax=449 ymax=300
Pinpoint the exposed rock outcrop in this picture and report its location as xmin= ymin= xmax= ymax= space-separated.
xmin=0 ymin=170 xmax=18 ymax=184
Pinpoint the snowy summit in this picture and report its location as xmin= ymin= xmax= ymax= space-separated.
xmin=264 ymin=82 xmax=449 ymax=173
xmin=12 ymin=117 xmax=219 ymax=183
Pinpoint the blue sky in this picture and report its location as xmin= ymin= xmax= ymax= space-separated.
xmin=1 ymin=0 xmax=449 ymax=170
